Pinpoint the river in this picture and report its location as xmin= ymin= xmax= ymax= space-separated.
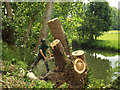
xmin=84 ymin=49 xmax=119 ymax=85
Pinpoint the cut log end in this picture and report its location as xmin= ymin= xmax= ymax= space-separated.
xmin=74 ymin=59 xmax=86 ymax=74
xmin=72 ymin=50 xmax=86 ymax=62
xmin=72 ymin=50 xmax=84 ymax=56
xmin=50 ymin=39 xmax=60 ymax=49
xmin=48 ymin=18 xmax=58 ymax=23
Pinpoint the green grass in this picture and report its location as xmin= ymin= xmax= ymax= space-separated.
xmin=72 ymin=30 xmax=119 ymax=52
xmin=97 ymin=30 xmax=119 ymax=51
xmin=98 ymin=30 xmax=119 ymax=41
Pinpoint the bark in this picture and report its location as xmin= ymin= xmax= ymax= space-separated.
xmin=35 ymin=2 xmax=54 ymax=53
xmin=42 ymin=39 xmax=88 ymax=88
xmin=50 ymin=39 xmax=69 ymax=69
xmin=23 ymin=13 xmax=37 ymax=47
xmin=48 ymin=18 xmax=72 ymax=56
xmin=2 ymin=2 xmax=14 ymax=45
xmin=4 ymin=2 xmax=13 ymax=21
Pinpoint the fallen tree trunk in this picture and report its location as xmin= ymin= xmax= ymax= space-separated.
xmin=48 ymin=18 xmax=72 ymax=56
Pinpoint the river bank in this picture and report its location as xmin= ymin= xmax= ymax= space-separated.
xmin=72 ymin=30 xmax=119 ymax=52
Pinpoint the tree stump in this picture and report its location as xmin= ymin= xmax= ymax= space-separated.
xmin=72 ymin=50 xmax=86 ymax=62
xmin=50 ymin=39 xmax=69 ymax=69
xmin=46 ymin=18 xmax=89 ymax=88
xmin=48 ymin=18 xmax=72 ymax=56
xmin=42 ymin=39 xmax=88 ymax=88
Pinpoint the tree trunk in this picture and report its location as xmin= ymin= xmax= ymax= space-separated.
xmin=2 ymin=2 xmax=15 ymax=45
xmin=23 ymin=13 xmax=37 ymax=47
xmin=48 ymin=18 xmax=72 ymax=56
xmin=35 ymin=2 xmax=54 ymax=53
xmin=72 ymin=50 xmax=86 ymax=62
xmin=4 ymin=2 xmax=13 ymax=21
xmin=41 ymin=39 xmax=88 ymax=88
xmin=89 ymin=32 xmax=94 ymax=40
xmin=50 ymin=39 xmax=69 ymax=69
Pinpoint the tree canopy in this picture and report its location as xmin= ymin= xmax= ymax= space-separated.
xmin=2 ymin=1 xmax=117 ymax=48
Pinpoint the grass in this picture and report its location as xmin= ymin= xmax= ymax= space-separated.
xmin=98 ymin=31 xmax=119 ymax=41
xmin=97 ymin=30 xmax=119 ymax=51
xmin=72 ymin=30 xmax=119 ymax=52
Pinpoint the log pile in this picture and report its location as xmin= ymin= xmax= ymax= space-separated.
xmin=42 ymin=18 xmax=88 ymax=88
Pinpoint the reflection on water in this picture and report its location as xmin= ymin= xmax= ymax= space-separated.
xmin=92 ymin=53 xmax=119 ymax=68
xmin=85 ymin=49 xmax=119 ymax=85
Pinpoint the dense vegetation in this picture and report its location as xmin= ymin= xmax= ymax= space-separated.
xmin=1 ymin=0 xmax=119 ymax=89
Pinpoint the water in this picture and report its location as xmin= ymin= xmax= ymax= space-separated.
xmin=84 ymin=49 xmax=119 ymax=84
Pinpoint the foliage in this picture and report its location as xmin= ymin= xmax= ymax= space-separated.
xmin=72 ymin=30 xmax=119 ymax=52
xmin=105 ymin=61 xmax=120 ymax=89
xmin=58 ymin=82 xmax=69 ymax=88
xmin=1 ymin=60 xmax=55 ymax=88
xmin=2 ymin=42 xmax=36 ymax=69
xmin=110 ymin=7 xmax=119 ymax=30
xmin=1 ymin=1 xmax=119 ymax=89
xmin=87 ymin=68 xmax=105 ymax=88
xmin=77 ymin=1 xmax=112 ymax=40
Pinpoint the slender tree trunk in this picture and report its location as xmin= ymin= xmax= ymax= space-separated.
xmin=23 ymin=13 xmax=37 ymax=47
xmin=35 ymin=2 xmax=54 ymax=53
xmin=95 ymin=35 xmax=97 ymax=40
xmin=2 ymin=2 xmax=15 ymax=45
xmin=4 ymin=2 xmax=13 ymax=21
xmin=90 ymin=32 xmax=94 ymax=40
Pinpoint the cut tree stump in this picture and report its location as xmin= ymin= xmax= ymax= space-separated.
xmin=73 ymin=58 xmax=86 ymax=74
xmin=48 ymin=18 xmax=72 ymax=56
xmin=50 ymin=39 xmax=69 ymax=69
xmin=42 ymin=39 xmax=88 ymax=88
xmin=72 ymin=50 xmax=86 ymax=62
xmin=41 ymin=18 xmax=89 ymax=88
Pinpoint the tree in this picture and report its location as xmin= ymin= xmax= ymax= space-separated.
xmin=35 ymin=2 xmax=54 ymax=53
xmin=10 ymin=2 xmax=46 ymax=48
xmin=78 ymin=1 xmax=112 ymax=40
xmin=110 ymin=7 xmax=118 ymax=30
xmin=2 ymin=2 xmax=15 ymax=45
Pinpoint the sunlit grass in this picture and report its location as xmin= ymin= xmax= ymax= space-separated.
xmin=97 ymin=30 xmax=119 ymax=50
xmin=98 ymin=30 xmax=119 ymax=41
